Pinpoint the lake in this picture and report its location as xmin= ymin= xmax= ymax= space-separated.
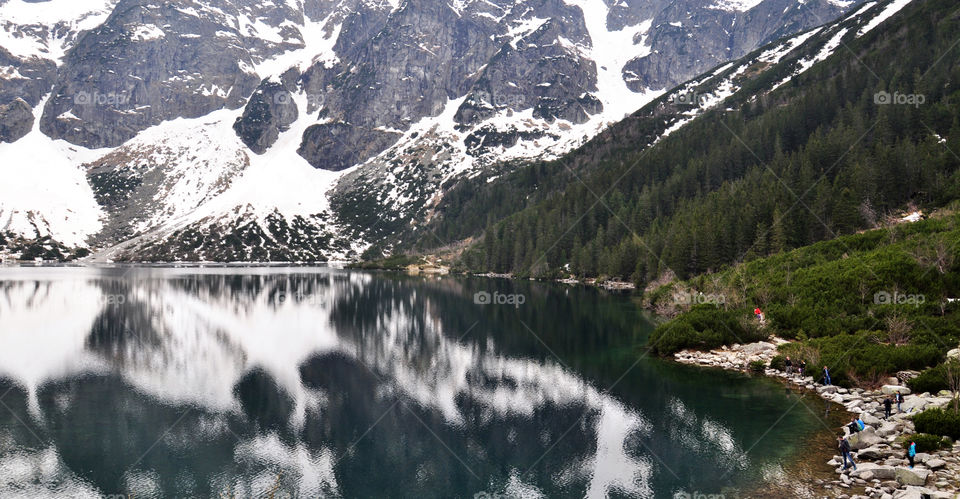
xmin=0 ymin=266 xmax=829 ymax=498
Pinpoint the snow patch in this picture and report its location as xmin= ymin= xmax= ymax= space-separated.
xmin=858 ymin=0 xmax=913 ymax=36
xmin=0 ymin=95 xmax=107 ymax=247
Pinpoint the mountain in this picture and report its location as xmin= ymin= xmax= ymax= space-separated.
xmin=0 ymin=0 xmax=857 ymax=262
xmin=432 ymin=0 xmax=960 ymax=282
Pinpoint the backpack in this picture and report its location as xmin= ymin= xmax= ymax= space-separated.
xmin=856 ymin=419 xmax=865 ymax=431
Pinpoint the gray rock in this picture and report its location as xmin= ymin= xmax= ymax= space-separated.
xmin=40 ymin=0 xmax=266 ymax=148
xmin=894 ymin=466 xmax=931 ymax=486
xmin=848 ymin=428 xmax=883 ymax=450
xmin=234 ymin=78 xmax=299 ymax=154
xmin=925 ymin=458 xmax=946 ymax=469
xmin=857 ymin=446 xmax=886 ymax=460
xmin=852 ymin=463 xmax=896 ymax=480
xmin=861 ymin=412 xmax=882 ymax=426
xmin=882 ymin=385 xmax=911 ymax=395
xmin=0 ymin=97 xmax=33 ymax=143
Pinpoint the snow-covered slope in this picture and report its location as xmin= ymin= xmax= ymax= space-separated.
xmin=0 ymin=0 xmax=117 ymax=61
xmin=0 ymin=95 xmax=106 ymax=247
xmin=0 ymin=0 xmax=875 ymax=261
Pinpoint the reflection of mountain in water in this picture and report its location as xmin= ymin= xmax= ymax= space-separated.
xmin=0 ymin=268 xmax=672 ymax=498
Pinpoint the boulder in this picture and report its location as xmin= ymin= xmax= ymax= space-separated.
xmin=877 ymin=421 xmax=900 ymax=437
xmin=741 ymin=341 xmax=775 ymax=354
xmin=861 ymin=413 xmax=881 ymax=426
xmin=852 ymin=463 xmax=896 ymax=480
xmin=818 ymin=385 xmax=839 ymax=395
xmin=0 ymin=98 xmax=34 ymax=143
xmin=894 ymin=466 xmax=930 ymax=486
xmin=857 ymin=446 xmax=886 ymax=460
xmin=925 ymin=458 xmax=945 ymax=469
xmin=892 ymin=486 xmax=953 ymax=499
xmin=881 ymin=385 xmax=911 ymax=395
xmin=848 ymin=428 xmax=882 ymax=450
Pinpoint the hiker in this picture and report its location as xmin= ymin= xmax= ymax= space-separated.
xmin=883 ymin=397 xmax=893 ymax=419
xmin=907 ymin=441 xmax=916 ymax=468
xmin=785 ymin=356 xmax=793 ymax=375
xmin=895 ymin=391 xmax=903 ymax=412
xmin=847 ymin=418 xmax=864 ymax=434
xmin=838 ymin=435 xmax=856 ymax=471
xmin=754 ymin=307 xmax=762 ymax=320
xmin=823 ymin=366 xmax=832 ymax=386
xmin=799 ymin=360 xmax=806 ymax=377
xmin=846 ymin=420 xmax=858 ymax=433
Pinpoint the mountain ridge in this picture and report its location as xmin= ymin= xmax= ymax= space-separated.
xmin=0 ymin=0 xmax=860 ymax=261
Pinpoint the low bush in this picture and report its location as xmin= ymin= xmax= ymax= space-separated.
xmin=647 ymin=305 xmax=766 ymax=355
xmin=912 ymin=408 xmax=960 ymax=440
xmin=908 ymin=365 xmax=950 ymax=394
xmin=899 ymin=433 xmax=948 ymax=452
xmin=769 ymin=354 xmax=786 ymax=371
xmin=748 ymin=360 xmax=767 ymax=373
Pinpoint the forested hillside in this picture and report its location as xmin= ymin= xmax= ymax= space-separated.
xmin=423 ymin=0 xmax=960 ymax=284
xmin=645 ymin=208 xmax=960 ymax=387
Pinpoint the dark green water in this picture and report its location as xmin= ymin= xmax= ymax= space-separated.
xmin=0 ymin=267 xmax=826 ymax=498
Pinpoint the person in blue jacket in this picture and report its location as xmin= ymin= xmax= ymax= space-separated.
xmin=907 ymin=441 xmax=916 ymax=468
xmin=823 ymin=366 xmax=832 ymax=386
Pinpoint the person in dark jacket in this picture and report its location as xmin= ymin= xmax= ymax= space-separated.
xmin=895 ymin=392 xmax=903 ymax=412
xmin=883 ymin=397 xmax=893 ymax=419
xmin=838 ymin=435 xmax=856 ymax=470
xmin=785 ymin=356 xmax=793 ymax=375
xmin=799 ymin=360 xmax=806 ymax=376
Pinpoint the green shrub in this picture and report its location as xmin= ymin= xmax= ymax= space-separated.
xmin=769 ymin=354 xmax=786 ymax=371
xmin=908 ymin=365 xmax=950 ymax=394
xmin=913 ymin=408 xmax=960 ymax=440
xmin=900 ymin=433 xmax=948 ymax=452
xmin=748 ymin=360 xmax=767 ymax=373
xmin=648 ymin=305 xmax=766 ymax=355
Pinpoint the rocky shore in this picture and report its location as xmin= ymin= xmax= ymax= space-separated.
xmin=674 ymin=341 xmax=960 ymax=499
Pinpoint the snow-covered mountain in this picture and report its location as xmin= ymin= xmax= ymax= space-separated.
xmin=0 ymin=0 xmax=870 ymax=261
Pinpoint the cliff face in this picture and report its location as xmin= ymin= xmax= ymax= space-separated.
xmin=0 ymin=0 xmax=858 ymax=260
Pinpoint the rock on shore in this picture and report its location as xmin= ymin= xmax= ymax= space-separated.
xmin=674 ymin=340 xmax=960 ymax=498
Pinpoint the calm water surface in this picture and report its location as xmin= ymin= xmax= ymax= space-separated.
xmin=0 ymin=266 xmax=826 ymax=498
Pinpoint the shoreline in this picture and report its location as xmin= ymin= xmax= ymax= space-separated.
xmin=673 ymin=341 xmax=960 ymax=498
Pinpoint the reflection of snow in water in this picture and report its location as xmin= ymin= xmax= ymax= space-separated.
xmin=232 ymin=433 xmax=339 ymax=497
xmin=0 ymin=445 xmax=101 ymax=498
xmin=0 ymin=279 xmax=105 ymax=418
xmin=667 ymin=397 xmax=746 ymax=474
xmin=0 ymin=268 xmax=669 ymax=497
